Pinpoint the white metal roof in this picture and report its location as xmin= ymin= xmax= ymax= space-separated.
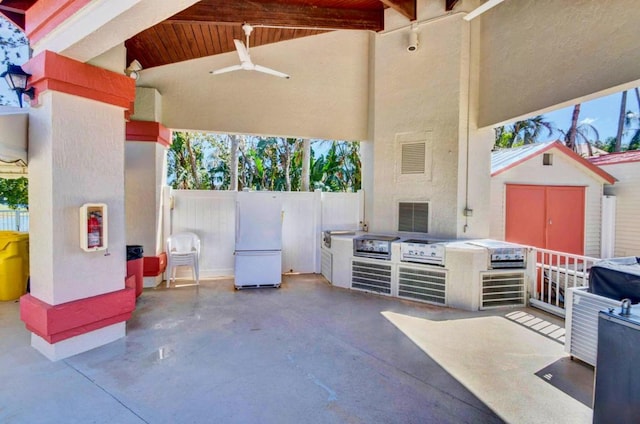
xmin=490 ymin=142 xmax=553 ymax=175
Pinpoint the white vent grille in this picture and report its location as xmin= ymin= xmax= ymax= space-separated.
xmin=567 ymin=288 xmax=620 ymax=366
xmin=321 ymin=250 xmax=332 ymax=282
xmin=481 ymin=271 xmax=526 ymax=309
xmin=398 ymin=266 xmax=446 ymax=305
xmin=351 ymin=260 xmax=392 ymax=295
xmin=401 ymin=142 xmax=426 ymax=174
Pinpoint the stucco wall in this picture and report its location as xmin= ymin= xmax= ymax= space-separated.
xmin=125 ymin=142 xmax=166 ymax=255
xmin=600 ymin=163 xmax=640 ymax=257
xmin=139 ymin=30 xmax=370 ymax=142
xmin=29 ymin=91 xmax=126 ymax=305
xmin=371 ymin=12 xmax=468 ymax=237
xmin=479 ymin=0 xmax=640 ymax=127
xmin=489 ymin=148 xmax=604 ymax=257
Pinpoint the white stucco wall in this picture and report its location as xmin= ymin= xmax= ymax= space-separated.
xmin=138 ymin=30 xmax=370 ymax=142
xmin=599 ymin=162 xmax=640 ymax=257
xmin=28 ymin=91 xmax=126 ymax=305
xmin=87 ymin=43 xmax=127 ymax=74
xmin=125 ymin=142 xmax=166 ymax=256
xmin=132 ymin=87 xmax=163 ymax=123
xmin=489 ymin=148 xmax=604 ymax=257
xmin=371 ymin=10 xmax=475 ymax=238
xmin=478 ymin=0 xmax=640 ymax=127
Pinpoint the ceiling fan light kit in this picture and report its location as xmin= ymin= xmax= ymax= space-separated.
xmin=210 ymin=23 xmax=291 ymax=79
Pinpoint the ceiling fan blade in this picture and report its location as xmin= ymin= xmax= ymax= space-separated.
xmin=234 ymin=39 xmax=251 ymax=63
xmin=210 ymin=64 xmax=242 ymax=75
xmin=254 ymin=64 xmax=290 ymax=79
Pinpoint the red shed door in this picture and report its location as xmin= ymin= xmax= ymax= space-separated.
xmin=505 ymin=184 xmax=585 ymax=255
xmin=505 ymin=185 xmax=545 ymax=247
xmin=545 ymin=186 xmax=585 ymax=255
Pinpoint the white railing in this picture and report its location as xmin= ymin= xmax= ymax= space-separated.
xmin=529 ymin=247 xmax=600 ymax=317
xmin=0 ymin=209 xmax=29 ymax=231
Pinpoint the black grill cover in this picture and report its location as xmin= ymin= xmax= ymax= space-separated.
xmin=588 ymin=257 xmax=640 ymax=303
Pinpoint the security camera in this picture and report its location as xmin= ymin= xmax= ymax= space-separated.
xmin=125 ymin=60 xmax=143 ymax=79
xmin=407 ymin=30 xmax=419 ymax=52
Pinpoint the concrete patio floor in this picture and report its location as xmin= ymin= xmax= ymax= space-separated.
xmin=1 ymin=274 xmax=593 ymax=423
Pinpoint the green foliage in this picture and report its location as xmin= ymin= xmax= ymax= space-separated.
xmin=0 ymin=177 xmax=28 ymax=209
xmin=494 ymin=116 xmax=555 ymax=149
xmin=167 ymin=132 xmax=362 ymax=192
xmin=594 ymin=137 xmax=617 ymax=153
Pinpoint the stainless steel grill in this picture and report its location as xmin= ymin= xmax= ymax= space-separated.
xmin=399 ymin=238 xmax=449 ymax=266
xmin=468 ymin=239 xmax=527 ymax=269
xmin=352 ymin=234 xmax=399 ymax=260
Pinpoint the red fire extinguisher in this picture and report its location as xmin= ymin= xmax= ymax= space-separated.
xmin=88 ymin=212 xmax=101 ymax=248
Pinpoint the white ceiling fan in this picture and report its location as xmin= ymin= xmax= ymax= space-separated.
xmin=210 ymin=23 xmax=290 ymax=79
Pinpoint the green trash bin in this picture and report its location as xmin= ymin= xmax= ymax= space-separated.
xmin=0 ymin=232 xmax=29 ymax=301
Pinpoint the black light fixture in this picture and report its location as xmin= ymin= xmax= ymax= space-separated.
xmin=1 ymin=64 xmax=35 ymax=108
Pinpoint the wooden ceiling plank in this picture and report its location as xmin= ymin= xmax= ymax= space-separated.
xmin=445 ymin=0 xmax=460 ymax=11
xmin=167 ymin=0 xmax=384 ymax=32
xmin=197 ymin=24 xmax=215 ymax=56
xmin=155 ymin=25 xmax=183 ymax=65
xmin=208 ymin=24 xmax=223 ymax=55
xmin=378 ymin=0 xmax=415 ymax=21
xmin=172 ymin=23 xmax=197 ymax=62
xmin=191 ymin=24 xmax=208 ymax=57
xmin=125 ymin=37 xmax=156 ymax=70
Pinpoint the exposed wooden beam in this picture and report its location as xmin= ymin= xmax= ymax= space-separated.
xmin=0 ymin=0 xmax=35 ymax=13
xmin=379 ymin=0 xmax=416 ymax=21
xmin=0 ymin=9 xmax=25 ymax=30
xmin=166 ymin=0 xmax=384 ymax=32
xmin=445 ymin=0 xmax=460 ymax=12
xmin=0 ymin=0 xmax=36 ymax=30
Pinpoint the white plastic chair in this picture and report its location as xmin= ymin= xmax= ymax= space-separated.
xmin=166 ymin=232 xmax=200 ymax=287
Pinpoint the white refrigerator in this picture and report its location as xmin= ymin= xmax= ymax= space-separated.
xmin=234 ymin=191 xmax=283 ymax=288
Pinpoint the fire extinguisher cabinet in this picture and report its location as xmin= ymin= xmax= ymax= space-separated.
xmin=79 ymin=203 xmax=108 ymax=252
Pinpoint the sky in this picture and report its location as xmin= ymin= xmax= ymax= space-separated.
xmin=542 ymin=90 xmax=640 ymax=147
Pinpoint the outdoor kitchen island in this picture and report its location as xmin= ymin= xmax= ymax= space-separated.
xmin=323 ymin=232 xmax=532 ymax=311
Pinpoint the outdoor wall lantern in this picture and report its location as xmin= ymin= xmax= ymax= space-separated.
xmin=1 ymin=64 xmax=35 ymax=108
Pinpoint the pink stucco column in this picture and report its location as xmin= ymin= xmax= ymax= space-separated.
xmin=19 ymin=51 xmax=137 ymax=361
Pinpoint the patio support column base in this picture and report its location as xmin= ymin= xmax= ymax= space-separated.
xmin=20 ymin=288 xmax=135 ymax=361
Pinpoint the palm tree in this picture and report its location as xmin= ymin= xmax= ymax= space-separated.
xmin=494 ymin=115 xmax=555 ymax=148
xmin=558 ymin=104 xmax=600 ymax=155
xmin=624 ymin=88 xmax=640 ymax=151
xmin=615 ymin=91 xmax=628 ymax=152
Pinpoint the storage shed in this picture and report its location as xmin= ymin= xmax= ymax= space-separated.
xmin=489 ymin=141 xmax=615 ymax=256
xmin=589 ymin=151 xmax=640 ymax=257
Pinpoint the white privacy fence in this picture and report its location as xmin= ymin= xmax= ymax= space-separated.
xmin=0 ymin=209 xmax=29 ymax=231
xmin=169 ymin=189 xmax=363 ymax=278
